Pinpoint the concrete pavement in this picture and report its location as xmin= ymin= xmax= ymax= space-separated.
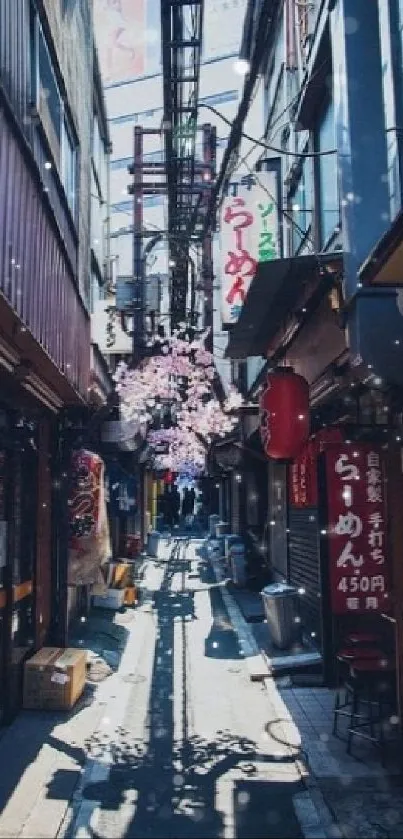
xmin=0 ymin=535 xmax=401 ymax=837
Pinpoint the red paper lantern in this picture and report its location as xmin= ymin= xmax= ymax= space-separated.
xmin=259 ymin=370 xmax=310 ymax=460
xmin=164 ymin=470 xmax=174 ymax=484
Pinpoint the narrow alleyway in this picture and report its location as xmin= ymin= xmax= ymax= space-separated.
xmin=7 ymin=536 xmax=403 ymax=838
xmin=64 ymin=537 xmax=308 ymax=838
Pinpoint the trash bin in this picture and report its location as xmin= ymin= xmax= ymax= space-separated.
xmin=261 ymin=583 xmax=299 ymax=650
xmin=208 ymin=514 xmax=220 ymax=537
xmin=230 ymin=543 xmax=246 ymax=587
xmin=147 ymin=531 xmax=160 ymax=558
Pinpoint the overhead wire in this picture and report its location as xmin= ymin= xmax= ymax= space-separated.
xmin=199 ymin=102 xmax=336 ymax=157
xmin=229 ymin=59 xmax=328 ymax=177
xmin=199 ymin=0 xmax=276 ymax=241
xmin=241 ymin=156 xmax=315 ymax=251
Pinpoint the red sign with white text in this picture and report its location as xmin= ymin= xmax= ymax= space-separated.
xmin=325 ymin=444 xmax=390 ymax=615
xmin=289 ymin=429 xmax=344 ymax=508
xmin=289 ymin=441 xmax=318 ymax=508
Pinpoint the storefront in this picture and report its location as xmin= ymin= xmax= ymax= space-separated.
xmin=104 ymin=458 xmax=137 ymax=556
xmin=224 ymin=249 xmax=403 ymax=685
xmin=0 ymin=392 xmax=54 ymax=723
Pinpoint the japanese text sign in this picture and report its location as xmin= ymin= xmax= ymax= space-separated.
xmin=325 ymin=444 xmax=390 ymax=615
xmin=220 ymin=170 xmax=280 ymax=326
xmin=289 ymin=441 xmax=318 ymax=508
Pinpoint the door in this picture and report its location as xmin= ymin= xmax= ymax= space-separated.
xmin=6 ymin=445 xmax=37 ymax=718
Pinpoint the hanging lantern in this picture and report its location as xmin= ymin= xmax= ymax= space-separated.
xmin=259 ymin=369 xmax=310 ymax=460
xmin=164 ymin=470 xmax=174 ymax=484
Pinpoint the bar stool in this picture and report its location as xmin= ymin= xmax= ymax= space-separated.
xmin=333 ymin=647 xmax=383 ymax=737
xmin=346 ymin=658 xmax=396 ymax=765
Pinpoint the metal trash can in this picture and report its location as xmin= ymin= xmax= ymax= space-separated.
xmin=208 ymin=514 xmax=220 ymax=537
xmin=230 ymin=543 xmax=246 ymax=587
xmin=147 ymin=531 xmax=160 ymax=558
xmin=261 ymin=583 xmax=299 ymax=649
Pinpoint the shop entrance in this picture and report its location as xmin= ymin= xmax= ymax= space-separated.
xmin=0 ymin=436 xmax=38 ymax=723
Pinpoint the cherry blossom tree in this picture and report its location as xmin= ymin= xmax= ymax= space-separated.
xmin=114 ymin=331 xmax=243 ymax=476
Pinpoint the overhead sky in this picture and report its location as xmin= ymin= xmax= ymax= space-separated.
xmin=94 ymin=0 xmax=247 ymax=86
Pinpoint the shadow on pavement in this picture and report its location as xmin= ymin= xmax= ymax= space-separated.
xmin=0 ymin=606 xmax=130 ymax=820
xmin=53 ymin=536 xmax=306 ymax=838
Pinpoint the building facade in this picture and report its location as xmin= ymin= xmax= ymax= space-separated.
xmin=0 ymin=0 xmax=106 ymax=721
xmin=224 ymin=0 xmax=403 ymax=702
xmin=93 ymin=0 xmax=265 ymax=534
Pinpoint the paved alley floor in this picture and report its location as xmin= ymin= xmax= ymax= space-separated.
xmin=0 ymin=536 xmax=402 ymax=838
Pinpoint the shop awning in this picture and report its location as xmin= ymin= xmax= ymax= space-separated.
xmin=226 ymin=253 xmax=341 ymax=360
xmin=207 ymin=431 xmax=243 ymax=474
xmin=359 ymin=209 xmax=403 ymax=286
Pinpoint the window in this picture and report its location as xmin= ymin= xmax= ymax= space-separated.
xmin=290 ymin=156 xmax=313 ymax=254
xmin=316 ymin=98 xmax=339 ymax=248
xmin=297 ymin=0 xmax=318 ymax=69
xmin=266 ymin=66 xmax=285 ymax=143
xmin=31 ymin=5 xmax=79 ymax=221
xmin=62 ymin=119 xmax=77 ymax=218
xmin=37 ymin=22 xmax=62 ymax=163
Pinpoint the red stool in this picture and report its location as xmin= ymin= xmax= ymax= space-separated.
xmin=333 ymin=647 xmax=384 ymax=737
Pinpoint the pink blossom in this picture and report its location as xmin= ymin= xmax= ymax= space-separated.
xmin=115 ymin=332 xmax=241 ymax=474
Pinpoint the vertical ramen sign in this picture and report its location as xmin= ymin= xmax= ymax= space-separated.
xmin=325 ymin=444 xmax=390 ymax=615
xmin=220 ymin=168 xmax=280 ymax=327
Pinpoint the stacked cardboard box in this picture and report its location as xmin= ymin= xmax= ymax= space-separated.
xmin=93 ymin=561 xmax=138 ymax=609
xmin=23 ymin=647 xmax=86 ymax=711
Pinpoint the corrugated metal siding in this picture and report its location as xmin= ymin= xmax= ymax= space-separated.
xmin=288 ymin=507 xmax=322 ymax=646
xmin=32 ymin=131 xmax=78 ymax=275
xmin=0 ymin=107 xmax=90 ymax=395
xmin=0 ymin=1 xmax=78 ymax=278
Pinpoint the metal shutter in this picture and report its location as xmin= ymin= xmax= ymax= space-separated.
xmin=288 ymin=507 xmax=322 ymax=648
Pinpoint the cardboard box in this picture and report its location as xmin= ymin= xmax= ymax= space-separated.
xmin=23 ymin=647 xmax=86 ymax=711
xmin=93 ymin=588 xmax=125 ymax=610
xmin=124 ymin=585 xmax=138 ymax=606
xmin=104 ymin=562 xmax=131 ymax=589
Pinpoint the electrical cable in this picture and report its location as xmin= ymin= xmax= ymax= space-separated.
xmin=231 ymin=60 xmax=327 ymax=178
xmin=199 ymin=0 xmax=275 ymax=242
xmin=241 ymin=157 xmax=315 ymax=251
xmin=199 ymin=102 xmax=336 ymax=157
xmin=195 ymin=59 xmax=330 ymax=240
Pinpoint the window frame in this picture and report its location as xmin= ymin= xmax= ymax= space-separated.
xmin=288 ymin=145 xmax=313 ymax=255
xmin=30 ymin=2 xmax=79 ymax=225
xmin=61 ymin=116 xmax=78 ymax=221
xmin=313 ymin=93 xmax=340 ymax=250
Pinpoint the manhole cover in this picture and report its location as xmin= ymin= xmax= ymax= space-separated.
xmin=121 ymin=673 xmax=146 ymax=685
xmin=239 ymin=762 xmax=257 ymax=776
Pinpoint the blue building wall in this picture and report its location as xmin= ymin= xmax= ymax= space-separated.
xmin=243 ymin=0 xmax=403 ymax=390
